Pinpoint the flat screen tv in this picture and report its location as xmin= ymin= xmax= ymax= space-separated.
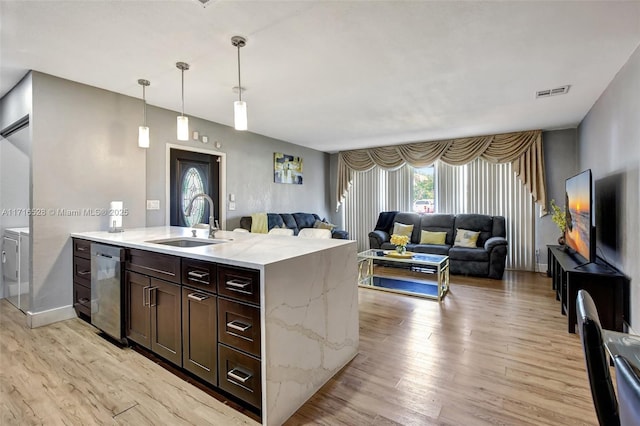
xmin=564 ymin=169 xmax=594 ymax=263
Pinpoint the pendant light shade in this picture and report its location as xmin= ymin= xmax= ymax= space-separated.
xmin=138 ymin=79 xmax=150 ymax=148
xmin=231 ymin=36 xmax=247 ymax=131
xmin=138 ymin=126 xmax=150 ymax=148
xmin=234 ymin=100 xmax=247 ymax=131
xmin=176 ymin=62 xmax=190 ymax=141
xmin=176 ymin=116 xmax=189 ymax=141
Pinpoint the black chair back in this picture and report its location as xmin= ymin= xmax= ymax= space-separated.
xmin=614 ymin=355 xmax=640 ymax=426
xmin=576 ymin=289 xmax=620 ymax=426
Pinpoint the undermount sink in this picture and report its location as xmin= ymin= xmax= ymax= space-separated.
xmin=145 ymin=237 xmax=227 ymax=248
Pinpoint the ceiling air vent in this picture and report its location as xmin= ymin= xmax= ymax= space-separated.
xmin=536 ymin=85 xmax=570 ymax=98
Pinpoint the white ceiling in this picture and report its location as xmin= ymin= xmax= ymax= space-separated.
xmin=2 ymin=1 xmax=640 ymax=153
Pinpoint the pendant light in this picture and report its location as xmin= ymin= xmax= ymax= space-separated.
xmin=231 ymin=36 xmax=247 ymax=131
xmin=176 ymin=62 xmax=190 ymax=141
xmin=137 ymin=79 xmax=150 ymax=148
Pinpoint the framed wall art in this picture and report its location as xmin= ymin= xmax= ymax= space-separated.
xmin=274 ymin=152 xmax=303 ymax=184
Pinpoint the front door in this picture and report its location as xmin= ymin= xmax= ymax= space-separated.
xmin=169 ymin=149 xmax=220 ymax=227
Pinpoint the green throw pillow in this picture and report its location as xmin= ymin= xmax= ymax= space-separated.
xmin=420 ymin=230 xmax=447 ymax=245
xmin=454 ymin=229 xmax=480 ymax=248
xmin=392 ymin=222 xmax=414 ymax=238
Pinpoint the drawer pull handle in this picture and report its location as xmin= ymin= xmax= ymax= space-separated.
xmin=227 ymin=320 xmax=251 ymax=332
xmin=188 ymin=270 xmax=209 ymax=280
xmin=227 ymin=368 xmax=252 ymax=384
xmin=78 ymin=297 xmax=90 ymax=304
xmin=77 ymin=246 xmax=87 ymax=251
xmin=188 ymin=292 xmax=209 ymax=302
xmin=77 ymin=270 xmax=91 ymax=276
xmin=226 ymin=279 xmax=250 ymax=290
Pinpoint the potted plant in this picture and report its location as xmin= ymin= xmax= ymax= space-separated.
xmin=550 ymin=199 xmax=566 ymax=245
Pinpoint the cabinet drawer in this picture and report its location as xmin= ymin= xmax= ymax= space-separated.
xmin=217 ymin=265 xmax=260 ymax=305
xmin=73 ymin=282 xmax=91 ymax=317
xmin=73 ymin=238 xmax=92 ymax=260
xmin=73 ymin=256 xmax=92 ymax=287
xmin=126 ymin=248 xmax=181 ymax=284
xmin=218 ymin=298 xmax=260 ymax=358
xmin=218 ymin=344 xmax=261 ymax=409
xmin=182 ymin=259 xmax=217 ymax=293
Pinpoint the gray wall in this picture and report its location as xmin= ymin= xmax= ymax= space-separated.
xmin=578 ymin=43 xmax=640 ymax=330
xmin=29 ymin=72 xmax=146 ymax=314
xmin=144 ymin=105 xmax=332 ymax=230
xmin=535 ymin=129 xmax=578 ymax=268
xmin=1 ymin=70 xmax=334 ymax=321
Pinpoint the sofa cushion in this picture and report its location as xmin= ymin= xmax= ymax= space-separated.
xmin=392 ymin=212 xmax=422 ymax=243
xmin=454 ymin=214 xmax=494 ymax=246
xmin=314 ymin=219 xmax=336 ymax=230
xmin=420 ymin=230 xmax=447 ymax=245
xmin=267 ymin=213 xmax=285 ymax=230
xmin=448 ymin=247 xmax=489 ymax=261
xmin=392 ymin=222 xmax=414 ymax=239
xmin=454 ymin=229 xmax=480 ymax=248
xmin=409 ymin=244 xmax=450 ymax=256
xmin=419 ymin=214 xmax=455 ymax=245
xmin=292 ymin=212 xmax=318 ymax=230
xmin=279 ymin=213 xmax=299 ymax=234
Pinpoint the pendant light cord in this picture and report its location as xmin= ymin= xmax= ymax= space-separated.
xmin=237 ymin=44 xmax=242 ymax=102
xmin=181 ymin=68 xmax=185 ymax=116
xmin=142 ymin=85 xmax=147 ymax=126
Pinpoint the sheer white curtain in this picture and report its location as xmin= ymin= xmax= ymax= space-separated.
xmin=344 ymin=165 xmax=412 ymax=252
xmin=344 ymin=159 xmax=535 ymax=270
xmin=436 ymin=159 xmax=535 ymax=270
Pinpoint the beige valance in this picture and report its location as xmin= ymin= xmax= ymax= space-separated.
xmin=337 ymin=129 xmax=546 ymax=211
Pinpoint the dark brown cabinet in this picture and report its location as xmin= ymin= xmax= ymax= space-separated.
xmin=72 ymin=238 xmax=92 ymax=319
xmin=217 ymin=264 xmax=262 ymax=409
xmin=182 ymin=287 xmax=217 ymax=385
xmin=548 ymin=245 xmax=628 ymax=333
xmin=125 ymin=270 xmax=182 ymax=366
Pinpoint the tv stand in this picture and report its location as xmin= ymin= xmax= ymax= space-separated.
xmin=547 ymin=245 xmax=628 ymax=333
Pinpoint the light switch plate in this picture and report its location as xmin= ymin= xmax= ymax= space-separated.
xmin=146 ymin=200 xmax=160 ymax=210
xmin=228 ymin=201 xmax=236 ymax=211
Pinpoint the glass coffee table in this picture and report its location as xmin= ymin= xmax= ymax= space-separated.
xmin=357 ymin=249 xmax=449 ymax=301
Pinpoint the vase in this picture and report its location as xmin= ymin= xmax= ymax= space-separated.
xmin=557 ymin=235 xmax=565 ymax=246
xmin=396 ymin=245 xmax=406 ymax=255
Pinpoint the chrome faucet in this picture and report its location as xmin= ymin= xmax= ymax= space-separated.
xmin=185 ymin=193 xmax=218 ymax=238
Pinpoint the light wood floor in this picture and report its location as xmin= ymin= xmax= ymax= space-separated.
xmin=1 ymin=270 xmax=597 ymax=425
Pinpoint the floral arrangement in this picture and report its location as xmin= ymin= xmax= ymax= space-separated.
xmin=390 ymin=234 xmax=409 ymax=249
xmin=550 ymin=199 xmax=566 ymax=233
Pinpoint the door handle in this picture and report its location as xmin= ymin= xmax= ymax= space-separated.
xmin=226 ymin=278 xmax=250 ymax=290
xmin=1 ymin=251 xmax=5 ymax=264
xmin=149 ymin=287 xmax=158 ymax=307
xmin=187 ymin=292 xmax=209 ymax=302
xmin=188 ymin=270 xmax=209 ymax=280
xmin=227 ymin=320 xmax=251 ymax=332
xmin=142 ymin=285 xmax=150 ymax=306
xmin=227 ymin=368 xmax=252 ymax=384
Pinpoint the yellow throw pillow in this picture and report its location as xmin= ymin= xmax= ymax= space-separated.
xmin=420 ymin=230 xmax=447 ymax=245
xmin=454 ymin=229 xmax=480 ymax=248
xmin=392 ymin=222 xmax=414 ymax=238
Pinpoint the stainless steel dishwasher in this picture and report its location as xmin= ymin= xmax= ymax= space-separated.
xmin=91 ymin=243 xmax=126 ymax=343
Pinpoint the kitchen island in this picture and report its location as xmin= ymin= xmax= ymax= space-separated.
xmin=71 ymin=226 xmax=359 ymax=426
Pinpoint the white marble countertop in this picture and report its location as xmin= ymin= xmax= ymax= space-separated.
xmin=71 ymin=226 xmax=353 ymax=269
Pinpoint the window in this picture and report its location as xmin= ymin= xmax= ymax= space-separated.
xmin=412 ymin=166 xmax=435 ymax=213
xmin=181 ymin=167 xmax=205 ymax=226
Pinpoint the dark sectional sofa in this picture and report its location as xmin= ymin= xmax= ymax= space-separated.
xmin=369 ymin=211 xmax=508 ymax=279
xmin=239 ymin=212 xmax=349 ymax=239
